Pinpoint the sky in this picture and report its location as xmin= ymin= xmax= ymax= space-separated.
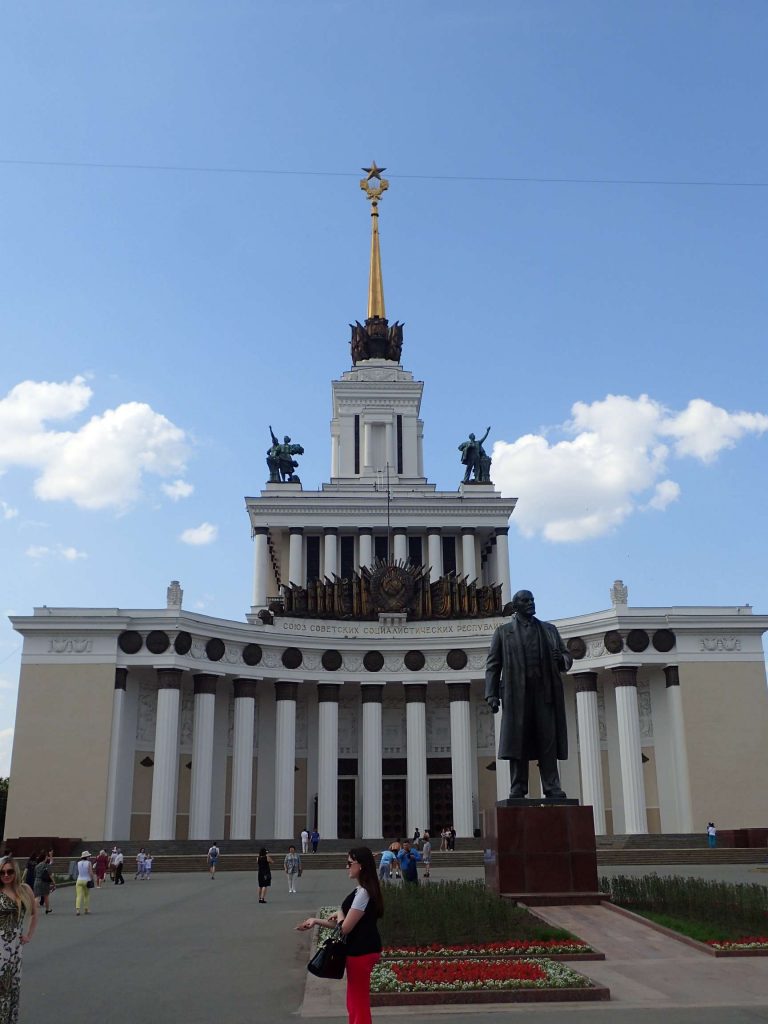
xmin=1 ymin=1 xmax=767 ymax=775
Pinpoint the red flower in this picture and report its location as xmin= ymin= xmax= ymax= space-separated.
xmin=390 ymin=959 xmax=547 ymax=986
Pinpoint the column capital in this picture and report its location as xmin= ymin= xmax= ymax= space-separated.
xmin=573 ymin=671 xmax=598 ymax=694
xmin=358 ymin=527 xmax=372 ymax=536
xmin=495 ymin=526 xmax=510 ymax=537
xmin=234 ymin=678 xmax=258 ymax=700
xmin=611 ymin=665 xmax=639 ymax=688
xmin=447 ymin=682 xmax=471 ymax=702
xmin=360 ymin=684 xmax=384 ymax=704
xmin=289 ymin=526 xmax=304 ymax=536
xmin=393 ymin=527 xmax=407 ymax=536
xmin=275 ymin=680 xmax=298 ymax=701
xmin=317 ymin=683 xmax=341 ymax=703
xmin=252 ymin=526 xmax=269 ymax=535
xmin=427 ymin=527 xmax=442 ymax=536
xmin=157 ymin=667 xmax=183 ymax=690
xmin=663 ymin=665 xmax=680 ymax=688
xmin=114 ymin=667 xmax=128 ymax=690
xmin=324 ymin=526 xmax=338 ymax=535
xmin=404 ymin=683 xmax=427 ymax=704
xmin=460 ymin=527 xmax=475 ymax=536
xmin=193 ymin=673 xmax=218 ymax=696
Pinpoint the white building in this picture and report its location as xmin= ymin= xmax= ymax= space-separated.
xmin=6 ymin=170 xmax=768 ymax=843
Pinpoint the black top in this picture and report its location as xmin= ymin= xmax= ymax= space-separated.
xmin=340 ymin=887 xmax=382 ymax=957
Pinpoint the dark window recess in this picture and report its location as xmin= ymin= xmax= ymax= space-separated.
xmin=306 ymin=535 xmax=320 ymax=582
xmin=408 ymin=536 xmax=423 ymax=567
xmin=442 ymin=535 xmax=457 ymax=575
xmin=396 ymin=414 xmax=403 ymax=474
xmin=382 ymin=757 xmax=407 ymax=776
xmin=427 ymin=757 xmax=452 ymax=775
xmin=337 ymin=758 xmax=358 ymax=776
xmin=340 ymin=535 xmax=355 ymax=579
xmin=374 ymin=535 xmax=389 ymax=562
xmin=354 ymin=415 xmax=360 ymax=475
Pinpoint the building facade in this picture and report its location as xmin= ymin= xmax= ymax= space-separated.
xmin=6 ymin=170 xmax=768 ymax=843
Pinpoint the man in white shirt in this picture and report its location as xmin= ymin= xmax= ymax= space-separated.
xmin=300 ymin=828 xmax=310 ymax=855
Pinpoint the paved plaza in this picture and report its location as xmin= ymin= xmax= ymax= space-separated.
xmin=20 ymin=863 xmax=768 ymax=1024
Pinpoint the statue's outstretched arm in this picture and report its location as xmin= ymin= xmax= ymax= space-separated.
xmin=480 ymin=426 xmax=491 ymax=444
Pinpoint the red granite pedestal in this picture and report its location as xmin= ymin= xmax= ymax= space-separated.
xmin=484 ymin=802 xmax=603 ymax=905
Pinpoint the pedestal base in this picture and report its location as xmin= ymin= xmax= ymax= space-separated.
xmin=484 ymin=803 xmax=601 ymax=904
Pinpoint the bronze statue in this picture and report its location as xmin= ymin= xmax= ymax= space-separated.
xmin=266 ymin=426 xmax=304 ymax=483
xmin=484 ymin=590 xmax=572 ymax=799
xmin=459 ymin=427 xmax=492 ymax=483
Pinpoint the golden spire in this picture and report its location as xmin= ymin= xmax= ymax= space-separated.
xmin=360 ymin=161 xmax=389 ymax=319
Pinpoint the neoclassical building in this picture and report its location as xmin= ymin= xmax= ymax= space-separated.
xmin=6 ymin=169 xmax=768 ymax=844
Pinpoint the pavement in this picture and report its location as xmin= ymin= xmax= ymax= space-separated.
xmin=20 ymin=863 xmax=768 ymax=1024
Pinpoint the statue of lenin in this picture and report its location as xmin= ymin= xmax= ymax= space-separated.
xmin=484 ymin=590 xmax=573 ymax=799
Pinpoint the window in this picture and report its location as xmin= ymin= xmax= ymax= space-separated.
xmin=408 ymin=535 xmax=422 ymax=567
xmin=306 ymin=536 xmax=320 ymax=582
xmin=442 ymin=535 xmax=457 ymax=575
xmin=340 ymin=536 xmax=355 ymax=579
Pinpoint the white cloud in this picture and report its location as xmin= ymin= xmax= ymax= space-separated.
xmin=0 ymin=376 xmax=189 ymax=510
xmin=492 ymin=394 xmax=768 ymax=543
xmin=25 ymin=543 xmax=88 ymax=561
xmin=162 ymin=479 xmax=194 ymax=501
xmin=180 ymin=522 xmax=218 ymax=546
xmin=0 ymin=501 xmax=18 ymax=520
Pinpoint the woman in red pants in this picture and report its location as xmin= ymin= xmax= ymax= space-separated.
xmin=297 ymin=846 xmax=383 ymax=1024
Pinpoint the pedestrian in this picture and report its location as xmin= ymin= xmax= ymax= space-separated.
xmin=142 ymin=852 xmax=153 ymax=879
xmin=377 ymin=847 xmax=395 ymax=882
xmin=397 ymin=840 xmax=420 ymax=884
xmin=707 ymin=822 xmax=717 ymax=848
xmin=94 ymin=850 xmax=109 ymax=888
xmin=75 ymin=851 xmax=95 ymax=916
xmin=412 ymin=827 xmax=421 ymax=848
xmin=389 ymin=840 xmax=402 ymax=878
xmin=297 ymin=847 xmax=383 ymax=1024
xmin=257 ymin=848 xmax=273 ymax=903
xmin=301 ymin=828 xmax=310 ymax=855
xmin=440 ymin=828 xmax=449 ymax=852
xmin=108 ymin=846 xmax=118 ymax=882
xmin=113 ymin=848 xmax=125 ymax=885
xmin=134 ymin=847 xmax=146 ymax=880
xmin=421 ymin=832 xmax=431 ymax=880
xmin=22 ymin=855 xmax=36 ymax=891
xmin=207 ymin=842 xmax=220 ymax=880
xmin=32 ymin=851 xmax=55 ymax=914
xmin=310 ymin=828 xmax=320 ymax=854
xmin=0 ymin=855 xmax=37 ymax=1022
xmin=448 ymin=826 xmax=456 ymax=852
xmin=284 ymin=845 xmax=302 ymax=893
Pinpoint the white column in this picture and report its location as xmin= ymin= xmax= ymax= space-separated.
xmin=252 ymin=528 xmax=270 ymax=607
xmin=331 ymin=433 xmax=340 ymax=477
xmin=385 ymin=421 xmax=394 ymax=470
xmin=493 ymin=707 xmax=511 ymax=801
xmin=574 ymin=672 xmax=606 ymax=834
xmin=427 ymin=531 xmax=442 ymax=581
xmin=104 ymin=668 xmax=127 ymax=839
xmin=149 ymin=668 xmax=182 ymax=841
xmin=448 ymin=684 xmax=474 ymax=836
xmin=461 ymin=529 xmax=477 ymax=582
xmin=323 ymin=528 xmax=338 ymax=578
xmin=230 ymin=679 xmax=256 ymax=839
xmin=361 ymin=685 xmax=383 ymax=838
xmin=363 ymin=421 xmax=373 ymax=471
xmin=393 ymin=529 xmax=408 ymax=563
xmin=612 ymin=667 xmax=648 ymax=834
xmin=665 ymin=666 xmax=694 ymax=832
xmin=317 ymin=684 xmax=340 ymax=839
xmin=495 ymin=528 xmax=511 ymax=606
xmin=358 ymin=529 xmax=373 ymax=569
xmin=288 ymin=528 xmax=304 ymax=587
xmin=274 ymin=681 xmax=297 ymax=838
xmin=405 ymin=684 xmax=429 ymax=837
xmin=189 ymin=673 xmax=218 ymax=839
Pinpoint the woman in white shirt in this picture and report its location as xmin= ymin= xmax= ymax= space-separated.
xmin=75 ymin=852 xmax=95 ymax=916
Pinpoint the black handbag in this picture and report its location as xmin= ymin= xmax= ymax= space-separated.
xmin=307 ymin=926 xmax=347 ymax=979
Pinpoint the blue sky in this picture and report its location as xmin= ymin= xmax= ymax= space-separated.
xmin=1 ymin=1 xmax=767 ymax=773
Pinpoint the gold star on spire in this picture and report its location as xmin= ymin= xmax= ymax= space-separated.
xmin=362 ymin=161 xmax=386 ymax=181
xmin=359 ymin=161 xmax=389 ymax=319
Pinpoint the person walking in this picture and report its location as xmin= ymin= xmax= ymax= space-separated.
xmin=22 ymin=855 xmax=36 ymax=891
xmin=0 ymin=855 xmax=37 ymax=1023
xmin=134 ymin=848 xmax=146 ymax=880
xmin=94 ymin=850 xmax=109 ymax=888
xmin=32 ymin=852 xmax=55 ymax=914
xmin=108 ymin=846 xmax=118 ymax=883
xmin=113 ymin=848 xmax=125 ymax=885
xmin=421 ymin=833 xmax=432 ymax=880
xmin=142 ymin=852 xmax=153 ymax=880
xmin=377 ymin=847 xmax=395 ymax=883
xmin=310 ymin=829 xmax=320 ymax=854
xmin=284 ymin=846 xmax=302 ymax=893
xmin=74 ymin=851 xmax=95 ymax=916
xmin=397 ymin=841 xmax=420 ymax=884
xmin=207 ymin=843 xmax=220 ymax=880
xmin=257 ymin=848 xmax=273 ymax=903
xmin=301 ymin=828 xmax=310 ymax=855
xmin=297 ymin=847 xmax=383 ymax=1024
xmin=707 ymin=822 xmax=717 ymax=848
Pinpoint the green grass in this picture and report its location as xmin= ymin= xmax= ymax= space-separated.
xmin=631 ymin=909 xmax=742 ymax=943
xmin=379 ymin=881 xmax=577 ymax=948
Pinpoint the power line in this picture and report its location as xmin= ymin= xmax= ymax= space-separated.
xmin=0 ymin=157 xmax=766 ymax=189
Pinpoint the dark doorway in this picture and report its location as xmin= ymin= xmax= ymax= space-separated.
xmin=429 ymin=777 xmax=453 ymax=835
xmin=337 ymin=779 xmax=356 ymax=839
xmin=382 ymin=778 xmax=406 ymax=839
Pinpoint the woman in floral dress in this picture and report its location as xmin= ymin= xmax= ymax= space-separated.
xmin=0 ymin=856 xmax=37 ymax=1024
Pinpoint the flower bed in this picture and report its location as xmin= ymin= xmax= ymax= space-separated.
xmin=707 ymin=937 xmax=768 ymax=955
xmin=370 ymin=957 xmax=609 ymax=1005
xmin=382 ymin=939 xmax=601 ymax=960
